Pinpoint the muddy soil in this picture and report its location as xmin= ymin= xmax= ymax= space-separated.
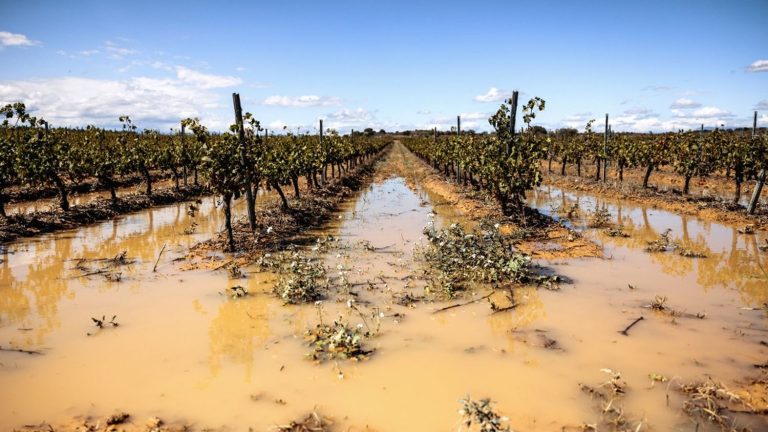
xmin=1 ymin=142 xmax=766 ymax=431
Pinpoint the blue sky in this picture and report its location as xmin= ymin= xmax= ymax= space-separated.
xmin=1 ymin=0 xmax=766 ymax=133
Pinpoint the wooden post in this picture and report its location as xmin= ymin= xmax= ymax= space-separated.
xmin=509 ymin=91 xmax=519 ymax=136
xmin=457 ymin=116 xmax=461 ymax=136
xmin=319 ymin=119 xmax=326 ymax=183
xmin=232 ymin=93 xmax=257 ymax=232
xmin=748 ymin=111 xmax=764 ymax=214
xmin=507 ymin=90 xmax=519 ymax=156
xmin=603 ymin=113 xmax=608 ymax=182
xmin=181 ymin=122 xmax=187 ymax=185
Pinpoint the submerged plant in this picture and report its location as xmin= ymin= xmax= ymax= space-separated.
xmin=588 ymin=206 xmax=612 ymax=228
xmin=276 ymin=411 xmax=332 ymax=432
xmin=227 ymin=262 xmax=244 ymax=279
xmin=650 ymin=295 xmax=668 ymax=311
xmin=646 ymin=229 xmax=673 ymax=252
xmin=262 ymin=251 xmax=328 ymax=304
xmin=579 ymin=369 xmax=643 ymax=432
xmin=304 ymin=317 xmax=372 ymax=362
xmin=679 ymin=379 xmax=748 ymax=431
xmin=605 ymin=226 xmax=630 ymax=238
xmin=91 ymin=315 xmax=119 ymax=328
xmin=420 ymin=221 xmax=560 ymax=298
xmin=223 ymin=285 xmax=248 ymax=299
xmin=458 ymin=396 xmax=511 ymax=432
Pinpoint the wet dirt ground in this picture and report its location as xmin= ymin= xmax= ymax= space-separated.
xmin=1 ymin=143 xmax=766 ymax=431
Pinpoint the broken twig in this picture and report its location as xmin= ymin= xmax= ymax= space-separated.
xmin=619 ymin=316 xmax=644 ymax=336
xmin=153 ymin=242 xmax=167 ymax=272
xmin=433 ymin=292 xmax=493 ymax=314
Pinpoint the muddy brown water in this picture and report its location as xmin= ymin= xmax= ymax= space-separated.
xmin=0 ymin=146 xmax=766 ymax=431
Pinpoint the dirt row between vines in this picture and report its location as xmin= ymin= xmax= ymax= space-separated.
xmin=385 ymin=142 xmax=602 ymax=259
xmin=190 ymin=141 xmax=601 ymax=266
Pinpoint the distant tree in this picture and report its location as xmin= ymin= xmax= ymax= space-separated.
xmin=363 ymin=127 xmax=375 ymax=137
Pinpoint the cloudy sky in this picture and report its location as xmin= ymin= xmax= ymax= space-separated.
xmin=1 ymin=0 xmax=766 ymax=133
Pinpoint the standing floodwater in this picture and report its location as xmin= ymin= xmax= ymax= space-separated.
xmin=0 ymin=144 xmax=766 ymax=431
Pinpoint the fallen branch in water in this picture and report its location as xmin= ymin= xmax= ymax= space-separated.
xmin=619 ymin=316 xmax=644 ymax=336
xmin=491 ymin=303 xmax=519 ymax=315
xmin=433 ymin=292 xmax=493 ymax=314
xmin=153 ymin=242 xmax=167 ymax=272
xmin=0 ymin=345 xmax=43 ymax=355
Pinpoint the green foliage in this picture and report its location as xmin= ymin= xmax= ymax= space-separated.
xmin=403 ymin=96 xmax=549 ymax=216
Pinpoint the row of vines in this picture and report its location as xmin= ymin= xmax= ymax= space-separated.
xmin=545 ymin=122 xmax=767 ymax=204
xmin=0 ymin=102 xmax=388 ymax=247
xmin=403 ymin=100 xmax=767 ymax=216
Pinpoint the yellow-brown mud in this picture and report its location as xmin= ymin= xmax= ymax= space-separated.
xmin=1 ymin=142 xmax=766 ymax=431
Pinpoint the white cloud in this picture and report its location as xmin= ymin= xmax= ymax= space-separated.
xmin=747 ymin=59 xmax=768 ymax=73
xmin=0 ymin=73 xmax=233 ymax=130
xmin=561 ymin=112 xmax=595 ymax=129
xmin=235 ymin=66 xmax=246 ymax=72
xmin=426 ymin=112 xmax=489 ymax=131
xmin=687 ymin=106 xmax=733 ymax=118
xmin=323 ymin=108 xmax=380 ymax=131
xmin=641 ymin=85 xmax=675 ymax=92
xmin=474 ymin=87 xmax=514 ymax=103
xmin=261 ymin=95 xmax=342 ymax=107
xmin=670 ymin=98 xmax=701 ymax=109
xmin=755 ymin=100 xmax=768 ymax=110
xmin=0 ymin=31 xmax=39 ymax=47
xmin=622 ymin=107 xmax=657 ymax=119
xmin=267 ymin=120 xmax=289 ymax=130
xmin=104 ymin=40 xmax=137 ymax=58
xmin=175 ymin=66 xmax=241 ymax=89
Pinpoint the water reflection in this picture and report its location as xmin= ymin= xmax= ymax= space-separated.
xmin=0 ymin=195 xmax=249 ymax=347
xmin=531 ymin=186 xmax=768 ymax=306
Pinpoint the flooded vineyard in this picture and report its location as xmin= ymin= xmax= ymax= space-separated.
xmin=1 ymin=144 xmax=766 ymax=431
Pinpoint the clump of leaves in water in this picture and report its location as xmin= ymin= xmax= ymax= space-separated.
xmin=677 ymin=247 xmax=707 ymax=258
xmin=223 ymin=285 xmax=248 ymax=299
xmin=650 ymin=295 xmax=668 ymax=311
xmin=305 ymin=316 xmax=373 ymax=362
xmin=87 ymin=315 xmax=119 ymax=336
xmin=588 ymin=206 xmax=612 ymax=228
xmin=183 ymin=220 xmax=198 ymax=234
xmin=92 ymin=315 xmax=119 ymax=328
xmin=420 ymin=221 xmax=560 ymax=298
xmin=644 ymin=229 xmax=706 ymax=258
xmin=643 ymin=295 xmax=706 ymax=320
xmin=276 ymin=411 xmax=333 ymax=432
xmin=458 ymin=396 xmax=511 ymax=432
xmin=646 ymin=229 xmax=674 ymax=252
xmin=227 ymin=262 xmax=244 ymax=279
xmin=109 ymin=251 xmax=133 ymax=266
xmin=605 ymin=226 xmax=630 ymax=238
xmin=579 ymin=369 xmax=644 ymax=432
xmin=260 ymin=251 xmax=328 ymax=304
xmin=678 ymin=378 xmax=749 ymax=431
